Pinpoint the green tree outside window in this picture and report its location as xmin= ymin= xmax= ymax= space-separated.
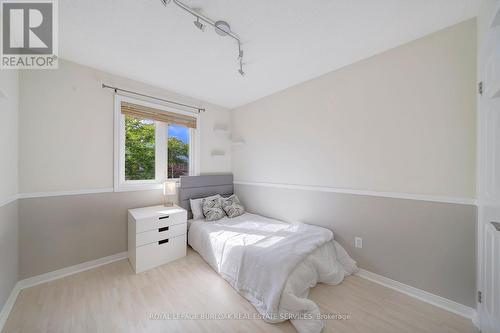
xmin=167 ymin=136 xmax=189 ymax=178
xmin=125 ymin=116 xmax=155 ymax=180
xmin=125 ymin=116 xmax=189 ymax=180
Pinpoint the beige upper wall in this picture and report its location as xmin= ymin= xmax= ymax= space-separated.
xmin=232 ymin=19 xmax=477 ymax=199
xmin=19 ymin=60 xmax=231 ymax=193
xmin=0 ymin=70 xmax=19 ymax=202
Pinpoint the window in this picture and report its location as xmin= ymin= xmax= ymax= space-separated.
xmin=167 ymin=124 xmax=190 ymax=179
xmin=114 ymin=95 xmax=199 ymax=191
xmin=125 ymin=116 xmax=156 ymax=181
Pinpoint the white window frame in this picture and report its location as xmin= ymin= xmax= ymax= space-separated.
xmin=114 ymin=95 xmax=200 ymax=192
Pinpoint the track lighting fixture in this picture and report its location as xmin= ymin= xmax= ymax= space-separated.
xmin=160 ymin=0 xmax=246 ymax=76
xmin=214 ymin=21 xmax=231 ymax=36
xmin=193 ymin=17 xmax=205 ymax=31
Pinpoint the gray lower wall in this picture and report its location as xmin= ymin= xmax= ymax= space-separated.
xmin=235 ymin=184 xmax=476 ymax=308
xmin=0 ymin=201 xmax=18 ymax=310
xmin=18 ymin=190 xmax=164 ymax=280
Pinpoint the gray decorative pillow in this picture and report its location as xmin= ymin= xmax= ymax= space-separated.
xmin=202 ymin=196 xmax=225 ymax=221
xmin=221 ymin=195 xmax=245 ymax=218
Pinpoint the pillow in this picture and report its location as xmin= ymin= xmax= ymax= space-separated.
xmin=190 ymin=195 xmax=220 ymax=220
xmin=189 ymin=198 xmax=204 ymax=220
xmin=221 ymin=194 xmax=245 ymax=218
xmin=201 ymin=196 xmax=226 ymax=221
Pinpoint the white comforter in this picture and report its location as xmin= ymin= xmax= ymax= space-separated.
xmin=188 ymin=213 xmax=357 ymax=333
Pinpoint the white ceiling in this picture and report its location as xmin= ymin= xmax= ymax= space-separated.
xmin=60 ymin=0 xmax=480 ymax=109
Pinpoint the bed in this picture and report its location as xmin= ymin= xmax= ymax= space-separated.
xmin=179 ymin=175 xmax=358 ymax=333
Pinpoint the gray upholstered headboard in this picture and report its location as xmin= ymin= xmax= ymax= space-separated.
xmin=179 ymin=174 xmax=234 ymax=218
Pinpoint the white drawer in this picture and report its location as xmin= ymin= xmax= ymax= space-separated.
xmin=135 ymin=210 xmax=187 ymax=233
xmin=135 ymin=234 xmax=187 ymax=273
xmin=136 ymin=223 xmax=187 ymax=247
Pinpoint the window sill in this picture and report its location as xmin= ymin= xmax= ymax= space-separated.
xmin=114 ymin=182 xmax=164 ymax=193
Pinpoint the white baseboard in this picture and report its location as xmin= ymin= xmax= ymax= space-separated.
xmin=18 ymin=251 xmax=128 ymax=289
xmin=0 ymin=281 xmax=21 ymax=331
xmin=355 ymin=269 xmax=476 ymax=321
xmin=0 ymin=251 xmax=128 ymax=332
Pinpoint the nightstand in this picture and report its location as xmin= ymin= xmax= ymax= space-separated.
xmin=128 ymin=205 xmax=187 ymax=273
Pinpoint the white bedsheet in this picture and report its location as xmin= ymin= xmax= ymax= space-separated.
xmin=188 ymin=213 xmax=357 ymax=333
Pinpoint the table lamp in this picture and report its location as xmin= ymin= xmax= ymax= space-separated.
xmin=163 ymin=181 xmax=177 ymax=207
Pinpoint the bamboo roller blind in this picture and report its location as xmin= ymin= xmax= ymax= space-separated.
xmin=121 ymin=102 xmax=197 ymax=129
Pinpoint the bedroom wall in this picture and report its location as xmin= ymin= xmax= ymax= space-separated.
xmin=19 ymin=59 xmax=231 ymax=193
xmin=232 ymin=19 xmax=477 ymax=307
xmin=17 ymin=59 xmax=232 ymax=279
xmin=0 ymin=70 xmax=19 ymax=310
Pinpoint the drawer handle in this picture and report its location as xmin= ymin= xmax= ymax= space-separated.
xmin=159 ymin=238 xmax=169 ymax=245
xmin=159 ymin=226 xmax=169 ymax=232
xmin=158 ymin=215 xmax=170 ymax=220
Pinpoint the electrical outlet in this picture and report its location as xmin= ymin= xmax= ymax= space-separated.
xmin=355 ymin=237 xmax=363 ymax=249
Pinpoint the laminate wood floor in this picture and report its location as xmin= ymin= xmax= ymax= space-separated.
xmin=2 ymin=248 xmax=477 ymax=333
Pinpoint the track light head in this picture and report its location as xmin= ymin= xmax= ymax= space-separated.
xmin=193 ymin=17 xmax=205 ymax=31
xmin=238 ymin=68 xmax=245 ymax=76
xmin=160 ymin=0 xmax=170 ymax=6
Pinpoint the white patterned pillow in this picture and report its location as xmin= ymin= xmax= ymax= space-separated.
xmin=202 ymin=196 xmax=225 ymax=221
xmin=191 ymin=195 xmax=220 ymax=220
xmin=221 ymin=195 xmax=245 ymax=218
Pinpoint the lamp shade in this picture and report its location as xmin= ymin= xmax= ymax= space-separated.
xmin=163 ymin=181 xmax=177 ymax=196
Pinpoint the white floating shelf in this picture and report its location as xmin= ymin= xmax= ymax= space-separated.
xmin=490 ymin=1 xmax=500 ymax=28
